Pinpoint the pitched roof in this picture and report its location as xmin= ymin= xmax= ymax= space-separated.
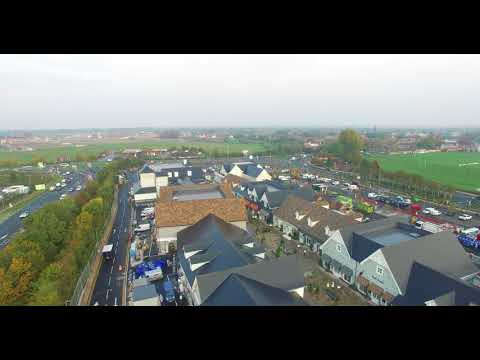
xmin=391 ymin=262 xmax=480 ymax=306
xmin=202 ymin=273 xmax=306 ymax=306
xmin=338 ymin=215 xmax=411 ymax=258
xmin=155 ymin=166 xmax=204 ymax=180
xmin=273 ymin=195 xmax=358 ymax=241
xmin=177 ymin=214 xmax=261 ymax=286
xmin=245 ymin=165 xmax=264 ymax=178
xmin=140 ymin=165 xmax=155 ymax=174
xmin=155 ymin=197 xmax=247 ymax=227
xmin=223 ymin=174 xmax=248 ymax=187
xmin=197 ymin=254 xmax=305 ymax=303
xmin=381 ymin=231 xmax=478 ymax=294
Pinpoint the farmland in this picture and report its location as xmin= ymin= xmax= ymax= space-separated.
xmin=0 ymin=140 xmax=270 ymax=165
xmin=369 ymin=151 xmax=480 ymax=193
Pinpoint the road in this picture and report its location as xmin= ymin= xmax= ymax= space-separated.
xmin=90 ymin=171 xmax=136 ymax=306
xmin=0 ymin=170 xmax=94 ymax=249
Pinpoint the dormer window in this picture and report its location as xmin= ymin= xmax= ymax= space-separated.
xmin=167 ymin=172 xmax=172 ymax=178
xmin=174 ymin=171 xmax=179 ymax=178
xmin=187 ymin=170 xmax=192 ymax=177
xmin=295 ymin=211 xmax=305 ymax=220
xmin=307 ymin=217 xmax=319 ymax=227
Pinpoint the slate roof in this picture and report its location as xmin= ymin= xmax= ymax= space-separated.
xmin=177 ymin=214 xmax=260 ymax=286
xmin=197 ymin=254 xmax=305 ymax=304
xmin=264 ymin=185 xmax=315 ymax=209
xmin=273 ymin=195 xmax=358 ymax=242
xmin=391 ymin=262 xmax=480 ymax=306
xmin=338 ymin=215 xmax=411 ymax=259
xmin=158 ymin=183 xmax=234 ymax=202
xmin=140 ymin=165 xmax=155 ymax=174
xmin=155 ymin=166 xmax=204 ymax=180
xmin=202 ymin=273 xmax=306 ymax=306
xmin=381 ymin=230 xmax=478 ymax=294
xmin=245 ymin=165 xmax=264 ymax=178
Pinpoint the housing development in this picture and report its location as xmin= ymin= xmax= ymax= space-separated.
xmin=2 ymin=54 xmax=480 ymax=307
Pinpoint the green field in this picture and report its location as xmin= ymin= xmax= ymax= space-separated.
xmin=369 ymin=152 xmax=480 ymax=192
xmin=0 ymin=140 xmax=270 ymax=165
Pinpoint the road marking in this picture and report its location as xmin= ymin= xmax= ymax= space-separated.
xmin=0 ymin=234 xmax=8 ymax=240
xmin=114 ymin=246 xmax=117 ymax=254
xmin=114 ymin=297 xmax=118 ymax=306
xmin=110 ymin=266 xmax=113 ymax=274
xmin=108 ymin=276 xmax=111 ymax=286
xmin=113 ymin=256 xmax=116 ymax=264
xmin=106 ymin=289 xmax=110 ymax=302
xmin=113 ymin=228 xmax=116 ymax=234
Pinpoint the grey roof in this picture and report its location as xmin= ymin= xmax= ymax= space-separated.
xmin=339 ymin=215 xmax=411 ymax=258
xmin=391 ymin=262 xmax=480 ymax=306
xmin=202 ymin=273 xmax=306 ymax=306
xmin=140 ymin=165 xmax=155 ymax=174
xmin=265 ymin=185 xmax=315 ymax=209
xmin=189 ymin=249 xmax=222 ymax=265
xmin=135 ymin=186 xmax=157 ymax=195
xmin=245 ymin=165 xmax=264 ymax=178
xmin=382 ymin=231 xmax=478 ymax=294
xmin=155 ymin=166 xmax=204 ymax=180
xmin=177 ymin=214 xmax=258 ymax=286
xmin=197 ymin=254 xmax=305 ymax=304
xmin=132 ymin=284 xmax=158 ymax=301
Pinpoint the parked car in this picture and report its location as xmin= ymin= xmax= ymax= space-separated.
xmin=367 ymin=193 xmax=378 ymax=199
xmin=19 ymin=212 xmax=29 ymax=219
xmin=459 ymin=214 xmax=473 ymax=221
xmin=331 ymin=180 xmax=339 ymax=186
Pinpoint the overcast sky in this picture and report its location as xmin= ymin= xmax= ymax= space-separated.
xmin=1 ymin=54 xmax=480 ymax=130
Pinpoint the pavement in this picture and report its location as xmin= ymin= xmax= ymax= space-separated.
xmin=0 ymin=170 xmax=95 ymax=249
xmin=90 ymin=171 xmax=136 ymax=306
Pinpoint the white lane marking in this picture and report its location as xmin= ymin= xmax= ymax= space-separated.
xmin=110 ymin=266 xmax=113 ymax=274
xmin=113 ymin=256 xmax=116 ymax=264
xmin=108 ymin=276 xmax=111 ymax=286
xmin=113 ymin=228 xmax=116 ymax=234
xmin=106 ymin=289 xmax=110 ymax=302
xmin=0 ymin=234 xmax=8 ymax=240
xmin=114 ymin=297 xmax=118 ymax=306
xmin=114 ymin=246 xmax=117 ymax=255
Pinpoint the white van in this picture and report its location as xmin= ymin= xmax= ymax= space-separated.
xmin=145 ymin=268 xmax=163 ymax=282
xmin=134 ymin=223 xmax=151 ymax=233
xmin=461 ymin=227 xmax=479 ymax=236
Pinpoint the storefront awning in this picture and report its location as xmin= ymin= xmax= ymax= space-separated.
xmin=321 ymin=254 xmax=332 ymax=265
xmin=341 ymin=265 xmax=353 ymax=277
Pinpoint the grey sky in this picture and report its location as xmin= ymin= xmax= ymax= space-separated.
xmin=1 ymin=54 xmax=480 ymax=130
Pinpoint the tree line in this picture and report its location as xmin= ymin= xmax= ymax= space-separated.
xmin=0 ymin=158 xmax=140 ymax=305
xmin=358 ymin=158 xmax=456 ymax=203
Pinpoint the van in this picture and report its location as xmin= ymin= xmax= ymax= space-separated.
xmin=134 ymin=223 xmax=151 ymax=233
xmin=145 ymin=268 xmax=163 ymax=282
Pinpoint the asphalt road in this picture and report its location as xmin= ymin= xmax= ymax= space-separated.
xmin=90 ymin=171 xmax=136 ymax=306
xmin=0 ymin=170 xmax=94 ymax=249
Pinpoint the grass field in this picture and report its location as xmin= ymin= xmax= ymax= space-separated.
xmin=370 ymin=151 xmax=480 ymax=192
xmin=0 ymin=140 xmax=270 ymax=164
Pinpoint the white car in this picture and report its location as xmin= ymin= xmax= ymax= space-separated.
xmin=60 ymin=194 xmax=67 ymax=200
xmin=367 ymin=193 xmax=377 ymax=198
xmin=19 ymin=212 xmax=29 ymax=219
xmin=424 ymin=208 xmax=441 ymax=216
xmin=458 ymin=214 xmax=473 ymax=221
xmin=331 ymin=180 xmax=340 ymax=186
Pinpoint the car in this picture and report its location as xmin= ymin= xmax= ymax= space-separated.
xmin=19 ymin=212 xmax=29 ymax=219
xmin=459 ymin=214 xmax=473 ymax=221
xmin=60 ymin=194 xmax=67 ymax=200
xmin=424 ymin=207 xmax=441 ymax=216
xmin=68 ymin=188 xmax=74 ymax=192
xmin=331 ymin=180 xmax=339 ymax=186
xmin=367 ymin=193 xmax=378 ymax=199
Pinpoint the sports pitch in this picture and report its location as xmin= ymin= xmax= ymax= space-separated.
xmin=370 ymin=151 xmax=480 ymax=193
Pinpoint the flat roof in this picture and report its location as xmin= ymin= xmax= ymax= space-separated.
xmin=172 ymin=189 xmax=225 ymax=201
xmin=368 ymin=229 xmax=421 ymax=246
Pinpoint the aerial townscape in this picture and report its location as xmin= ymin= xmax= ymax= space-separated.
xmin=1 ymin=54 xmax=480 ymax=307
